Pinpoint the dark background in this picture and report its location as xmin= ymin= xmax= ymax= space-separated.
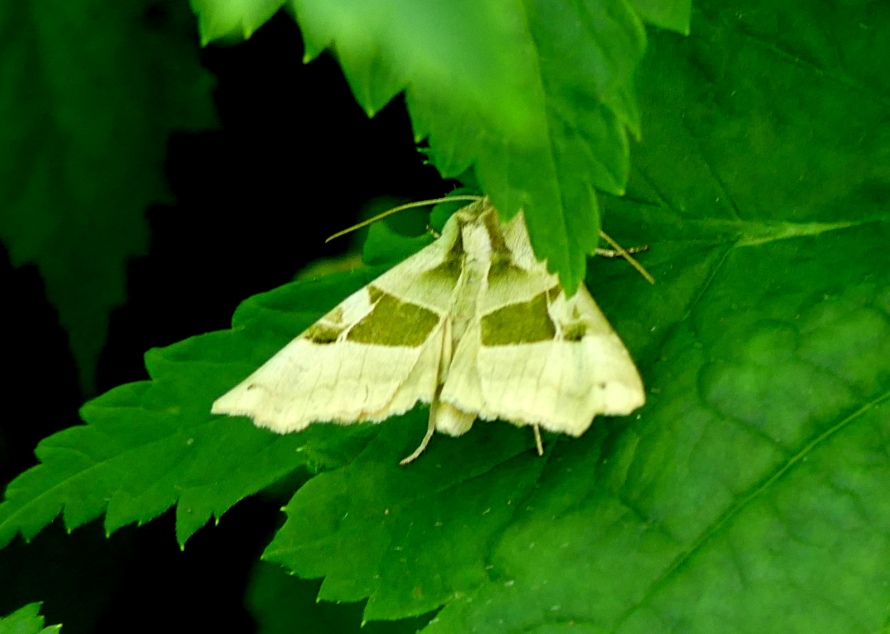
xmin=0 ymin=11 xmax=445 ymax=633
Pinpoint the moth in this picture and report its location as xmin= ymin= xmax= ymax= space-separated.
xmin=212 ymin=198 xmax=645 ymax=464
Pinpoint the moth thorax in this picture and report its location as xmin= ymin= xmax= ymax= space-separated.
xmin=447 ymin=222 xmax=491 ymax=346
xmin=461 ymin=216 xmax=496 ymax=261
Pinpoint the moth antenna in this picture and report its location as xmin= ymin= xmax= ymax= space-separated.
xmin=327 ymin=198 xmax=655 ymax=285
xmin=598 ymin=231 xmax=655 ymax=285
xmin=326 ymin=195 xmax=482 ymax=243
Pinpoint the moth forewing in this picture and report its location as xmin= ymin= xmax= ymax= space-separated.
xmin=212 ymin=198 xmax=646 ymax=463
xmin=210 ymin=210 xmax=466 ymax=431
xmin=437 ymin=211 xmax=644 ymax=439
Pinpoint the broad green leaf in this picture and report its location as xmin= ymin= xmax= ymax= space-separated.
xmin=0 ymin=603 xmax=60 ymax=634
xmin=0 ymin=0 xmax=216 ymax=391
xmin=193 ymin=0 xmax=692 ymax=291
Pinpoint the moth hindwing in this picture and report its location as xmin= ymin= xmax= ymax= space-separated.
xmin=212 ymin=198 xmax=645 ymax=463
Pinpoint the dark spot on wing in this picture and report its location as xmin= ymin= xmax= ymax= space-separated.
xmin=347 ymin=287 xmax=441 ymax=346
xmin=304 ymin=322 xmax=343 ymax=344
xmin=563 ymin=323 xmax=587 ymax=342
xmin=481 ymin=292 xmax=556 ymax=345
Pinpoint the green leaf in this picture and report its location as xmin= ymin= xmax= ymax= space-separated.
xmin=0 ymin=603 xmax=61 ymax=634
xmin=192 ymin=0 xmax=691 ymax=291
xmin=291 ymin=0 xmax=650 ymax=292
xmin=0 ymin=0 xmax=216 ymax=391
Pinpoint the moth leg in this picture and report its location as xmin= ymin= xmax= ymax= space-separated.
xmin=401 ymin=314 xmax=454 ymax=466
xmin=533 ymin=424 xmax=544 ymax=456
xmin=596 ymin=231 xmax=654 ymax=284
xmin=594 ymin=245 xmax=648 ymax=257
xmin=399 ymin=396 xmax=440 ymax=466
